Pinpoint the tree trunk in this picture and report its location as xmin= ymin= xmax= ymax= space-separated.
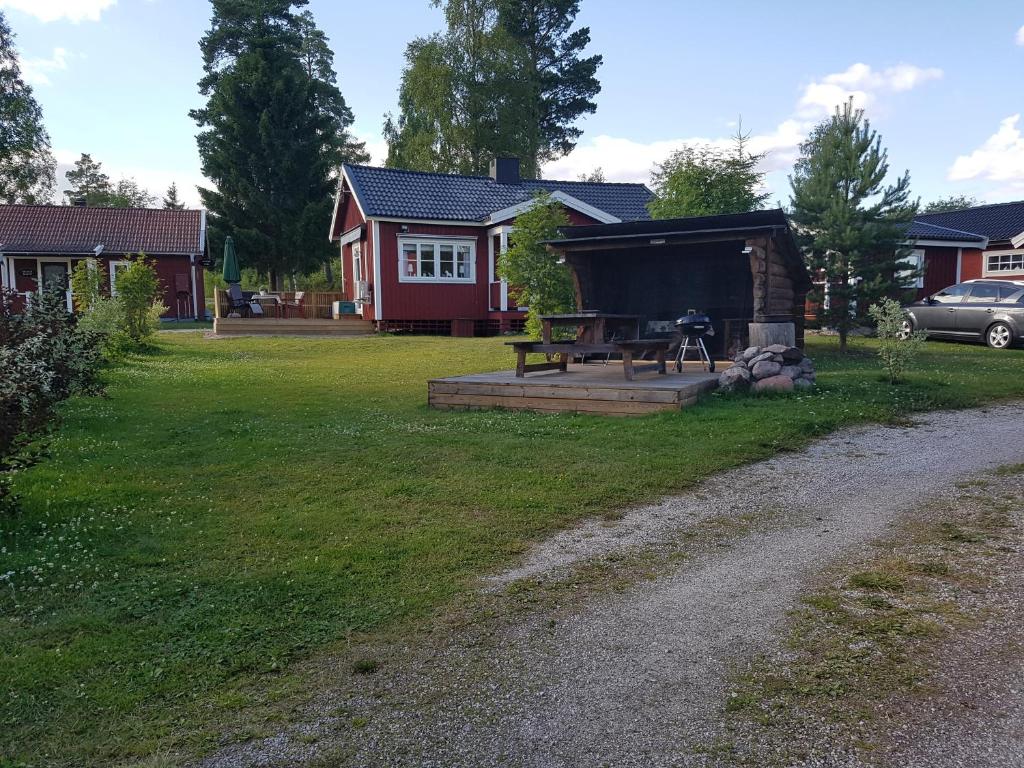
xmin=324 ymin=259 xmax=334 ymax=286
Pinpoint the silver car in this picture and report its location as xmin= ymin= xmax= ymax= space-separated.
xmin=901 ymin=279 xmax=1024 ymax=349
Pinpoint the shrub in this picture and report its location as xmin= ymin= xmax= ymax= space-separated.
xmin=116 ymin=256 xmax=166 ymax=343
xmin=498 ymin=194 xmax=574 ymax=339
xmin=77 ymin=296 xmax=132 ymax=358
xmin=868 ymin=297 xmax=926 ymax=384
xmin=70 ymin=258 xmax=104 ymax=312
xmin=0 ymin=288 xmax=104 ymax=513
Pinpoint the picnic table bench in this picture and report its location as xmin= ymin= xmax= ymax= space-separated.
xmin=507 ymin=339 xmax=672 ymax=381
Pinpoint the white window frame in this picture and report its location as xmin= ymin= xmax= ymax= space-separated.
xmin=109 ymin=260 xmax=131 ymax=296
xmin=983 ymin=249 xmax=1024 ymax=276
xmin=397 ymin=236 xmax=475 ymax=284
xmin=352 ymin=241 xmax=362 ymax=286
xmin=899 ymin=248 xmax=925 ymax=289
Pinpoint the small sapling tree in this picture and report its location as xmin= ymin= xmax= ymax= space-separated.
xmin=868 ymin=297 xmax=926 ymax=384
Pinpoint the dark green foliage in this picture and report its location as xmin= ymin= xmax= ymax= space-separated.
xmin=163 ymin=182 xmax=186 ymax=210
xmin=0 ymin=289 xmax=103 ymax=512
xmin=0 ymin=12 xmax=56 ymax=204
xmin=789 ymin=100 xmax=918 ymax=353
xmin=922 ymin=194 xmax=979 ymax=213
xmin=191 ymin=0 xmax=368 ymax=288
xmin=384 ymin=0 xmax=600 ymax=178
xmin=649 ymin=130 xmax=770 ymax=219
xmin=497 ymin=194 xmax=573 ymax=337
xmin=63 ymin=153 xmax=156 ymax=207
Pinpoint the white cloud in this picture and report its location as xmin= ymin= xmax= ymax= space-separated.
xmin=21 ymin=47 xmax=68 ymax=86
xmin=1016 ymin=24 xmax=1024 ymax=45
xmin=949 ymin=114 xmax=1024 ymax=186
xmin=797 ymin=62 xmax=942 ymax=117
xmin=542 ymin=61 xmax=942 ymax=189
xmin=0 ymin=0 xmax=116 ymax=23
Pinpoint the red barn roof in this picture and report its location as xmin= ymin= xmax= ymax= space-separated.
xmin=0 ymin=205 xmax=206 ymax=255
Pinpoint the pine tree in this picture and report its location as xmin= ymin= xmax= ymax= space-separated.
xmin=64 ymin=153 xmax=112 ymax=205
xmin=789 ymin=100 xmax=918 ymax=353
xmin=163 ymin=182 xmax=185 ymax=210
xmin=0 ymin=11 xmax=56 ymax=204
xmin=192 ymin=0 xmax=366 ymax=287
xmin=384 ymin=0 xmax=600 ymax=178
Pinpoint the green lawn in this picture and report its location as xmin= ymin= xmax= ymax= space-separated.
xmin=2 ymin=332 xmax=1024 ymax=766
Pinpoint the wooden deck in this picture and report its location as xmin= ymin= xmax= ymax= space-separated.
xmin=212 ymin=317 xmax=374 ymax=337
xmin=428 ymin=363 xmax=720 ymax=416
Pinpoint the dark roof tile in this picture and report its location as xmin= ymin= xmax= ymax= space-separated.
xmin=914 ymin=200 xmax=1024 ymax=242
xmin=344 ymin=164 xmax=653 ymax=223
xmin=0 ymin=205 xmax=205 ymax=255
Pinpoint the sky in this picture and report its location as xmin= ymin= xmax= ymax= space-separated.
xmin=5 ymin=0 xmax=1024 ymax=210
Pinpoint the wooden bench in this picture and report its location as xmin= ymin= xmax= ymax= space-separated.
xmin=507 ymin=339 xmax=672 ymax=381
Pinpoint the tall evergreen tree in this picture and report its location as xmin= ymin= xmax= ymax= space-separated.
xmin=163 ymin=182 xmax=186 ymax=210
xmin=64 ymin=153 xmax=112 ymax=205
xmin=191 ymin=0 xmax=366 ymax=287
xmin=384 ymin=0 xmax=600 ymax=178
xmin=789 ymin=100 xmax=918 ymax=353
xmin=0 ymin=12 xmax=56 ymax=204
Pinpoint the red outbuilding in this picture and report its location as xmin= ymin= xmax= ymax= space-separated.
xmin=327 ymin=157 xmax=653 ymax=334
xmin=0 ymin=204 xmax=208 ymax=319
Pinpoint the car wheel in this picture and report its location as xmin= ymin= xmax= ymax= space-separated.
xmin=986 ymin=322 xmax=1013 ymax=349
xmin=896 ymin=318 xmax=913 ymax=340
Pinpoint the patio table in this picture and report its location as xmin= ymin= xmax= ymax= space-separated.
xmin=539 ymin=311 xmax=642 ymax=344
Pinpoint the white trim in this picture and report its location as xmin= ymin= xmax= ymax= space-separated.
xmin=373 ymin=216 xmax=488 ymax=227
xmin=190 ymin=255 xmax=200 ymax=320
xmin=338 ymin=225 xmax=363 ymax=247
xmin=907 ymin=238 xmax=989 ymax=249
xmin=484 ymin=191 xmax=621 ymax=225
xmin=1010 ymin=231 xmax=1024 ymax=249
xmin=329 ymin=168 xmax=368 ymax=242
xmin=956 ymin=247 xmax=962 ymax=283
xmin=982 ymin=248 xmax=1024 ymax=277
xmin=198 ymin=209 xmax=207 ymax=254
xmin=37 ymin=256 xmax=73 ymax=311
xmin=371 ymin=219 xmax=382 ymax=321
xmin=109 ymin=259 xmax=131 ymax=296
xmin=397 ymin=236 xmax=476 ymax=284
xmin=499 ymin=229 xmax=509 ymax=310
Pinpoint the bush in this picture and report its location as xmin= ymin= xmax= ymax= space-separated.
xmin=0 ymin=288 xmax=104 ymax=512
xmin=868 ymin=297 xmax=927 ymax=384
xmin=116 ymin=256 xmax=166 ymax=344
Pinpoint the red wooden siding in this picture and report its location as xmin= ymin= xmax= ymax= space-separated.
xmin=920 ymin=246 xmax=958 ymax=296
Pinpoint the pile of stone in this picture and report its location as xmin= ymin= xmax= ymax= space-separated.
xmin=718 ymin=344 xmax=816 ymax=393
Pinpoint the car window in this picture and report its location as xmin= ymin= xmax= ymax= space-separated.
xmin=998 ymin=285 xmax=1023 ymax=301
xmin=933 ymin=284 xmax=969 ymax=303
xmin=966 ymin=283 xmax=1001 ymax=303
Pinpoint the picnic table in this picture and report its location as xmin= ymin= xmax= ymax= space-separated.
xmin=539 ymin=311 xmax=642 ymax=344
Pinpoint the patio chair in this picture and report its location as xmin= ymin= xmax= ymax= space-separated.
xmin=226 ymin=284 xmax=252 ymax=317
xmin=282 ymin=291 xmax=305 ymax=318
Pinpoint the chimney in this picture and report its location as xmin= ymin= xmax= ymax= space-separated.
xmin=489 ymin=157 xmax=520 ymax=185
xmin=72 ymin=197 xmax=87 ymax=207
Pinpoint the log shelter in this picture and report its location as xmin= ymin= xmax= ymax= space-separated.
xmin=543 ymin=209 xmax=812 ymax=355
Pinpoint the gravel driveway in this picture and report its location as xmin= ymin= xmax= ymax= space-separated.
xmin=201 ymin=404 xmax=1024 ymax=768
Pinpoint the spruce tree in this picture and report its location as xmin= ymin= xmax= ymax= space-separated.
xmin=192 ymin=0 xmax=366 ymax=287
xmin=163 ymin=182 xmax=185 ymax=210
xmin=789 ymin=100 xmax=918 ymax=353
xmin=0 ymin=11 xmax=56 ymax=204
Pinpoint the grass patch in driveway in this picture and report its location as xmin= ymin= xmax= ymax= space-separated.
xmin=725 ymin=468 xmax=1024 ymax=765
xmin=2 ymin=334 xmax=1024 ymax=766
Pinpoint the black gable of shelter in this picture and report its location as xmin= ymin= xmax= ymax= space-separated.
xmin=550 ymin=208 xmax=793 ymax=244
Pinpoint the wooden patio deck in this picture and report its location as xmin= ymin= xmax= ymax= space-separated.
xmin=212 ymin=317 xmax=374 ymax=337
xmin=428 ymin=363 xmax=720 ymax=416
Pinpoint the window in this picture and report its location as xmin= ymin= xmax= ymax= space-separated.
xmin=899 ymin=248 xmax=925 ymax=289
xmin=398 ymin=238 xmax=475 ymax=283
xmin=966 ymin=283 xmax=1000 ymax=303
xmin=109 ymin=260 xmax=130 ymax=295
xmin=986 ymin=251 xmax=1024 ymax=274
xmin=933 ymin=283 xmax=969 ymax=303
xmin=351 ymin=241 xmax=362 ymax=285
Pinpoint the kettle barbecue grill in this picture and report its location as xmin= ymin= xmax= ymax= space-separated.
xmin=674 ymin=311 xmax=715 ymax=373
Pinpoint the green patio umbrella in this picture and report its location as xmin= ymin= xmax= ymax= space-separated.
xmin=222 ymin=236 xmax=241 ymax=284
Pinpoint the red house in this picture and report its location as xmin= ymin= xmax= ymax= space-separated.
xmin=328 ymin=158 xmax=653 ymax=334
xmin=908 ymin=201 xmax=1024 ymax=296
xmin=0 ymin=204 xmax=208 ymax=319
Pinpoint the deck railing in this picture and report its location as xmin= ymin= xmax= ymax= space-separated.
xmin=214 ymin=290 xmax=347 ymax=319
